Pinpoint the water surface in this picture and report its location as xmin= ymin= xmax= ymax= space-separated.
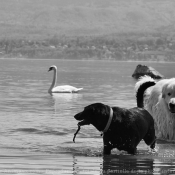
xmin=0 ymin=59 xmax=175 ymax=174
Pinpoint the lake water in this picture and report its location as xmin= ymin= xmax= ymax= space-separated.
xmin=1 ymin=59 xmax=175 ymax=174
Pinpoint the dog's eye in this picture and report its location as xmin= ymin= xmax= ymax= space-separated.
xmin=168 ymin=93 xmax=171 ymax=96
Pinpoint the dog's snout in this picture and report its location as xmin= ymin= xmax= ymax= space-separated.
xmin=74 ymin=112 xmax=83 ymax=121
xmin=74 ymin=113 xmax=80 ymax=120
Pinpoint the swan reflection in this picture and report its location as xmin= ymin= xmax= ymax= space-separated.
xmin=49 ymin=93 xmax=83 ymax=113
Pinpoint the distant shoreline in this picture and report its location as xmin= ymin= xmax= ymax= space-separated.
xmin=1 ymin=57 xmax=175 ymax=64
xmin=0 ymin=34 xmax=175 ymax=62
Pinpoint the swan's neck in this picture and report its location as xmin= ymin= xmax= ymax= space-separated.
xmin=49 ymin=69 xmax=57 ymax=92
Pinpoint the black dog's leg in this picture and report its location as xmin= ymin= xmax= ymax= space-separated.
xmin=103 ymin=145 xmax=112 ymax=155
xmin=103 ymin=135 xmax=112 ymax=155
xmin=126 ymin=136 xmax=139 ymax=155
xmin=143 ymin=126 xmax=156 ymax=149
xmin=127 ymin=139 xmax=137 ymax=154
xmin=127 ymin=147 xmax=137 ymax=155
xmin=150 ymin=138 xmax=156 ymax=149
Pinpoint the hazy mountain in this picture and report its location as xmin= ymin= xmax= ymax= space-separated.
xmin=0 ymin=0 xmax=175 ymax=39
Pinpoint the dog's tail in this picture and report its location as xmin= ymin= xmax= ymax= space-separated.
xmin=135 ymin=76 xmax=156 ymax=108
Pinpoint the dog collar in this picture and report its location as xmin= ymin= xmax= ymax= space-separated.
xmin=101 ymin=107 xmax=113 ymax=135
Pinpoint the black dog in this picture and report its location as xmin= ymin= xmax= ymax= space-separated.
xmin=74 ymin=103 xmax=156 ymax=155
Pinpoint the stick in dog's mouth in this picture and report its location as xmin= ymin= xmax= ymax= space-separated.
xmin=73 ymin=124 xmax=81 ymax=143
xmin=73 ymin=120 xmax=90 ymax=143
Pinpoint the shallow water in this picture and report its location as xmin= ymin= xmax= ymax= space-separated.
xmin=0 ymin=59 xmax=175 ymax=174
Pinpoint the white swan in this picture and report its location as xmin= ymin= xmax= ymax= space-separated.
xmin=48 ymin=65 xmax=83 ymax=93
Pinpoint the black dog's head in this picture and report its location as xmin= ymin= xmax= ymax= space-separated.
xmin=74 ymin=103 xmax=111 ymax=131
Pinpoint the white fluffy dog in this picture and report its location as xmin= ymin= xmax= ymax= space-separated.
xmin=135 ymin=76 xmax=175 ymax=141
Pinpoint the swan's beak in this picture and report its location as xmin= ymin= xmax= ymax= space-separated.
xmin=48 ymin=68 xmax=52 ymax=72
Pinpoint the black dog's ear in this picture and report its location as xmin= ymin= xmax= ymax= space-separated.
xmin=84 ymin=104 xmax=99 ymax=116
xmin=95 ymin=104 xmax=111 ymax=127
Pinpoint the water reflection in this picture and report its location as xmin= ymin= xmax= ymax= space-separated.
xmin=71 ymin=154 xmax=175 ymax=175
xmin=49 ymin=93 xmax=83 ymax=113
xmin=153 ymin=159 xmax=175 ymax=175
xmin=1 ymin=153 xmax=175 ymax=175
xmin=69 ymin=144 xmax=175 ymax=175
xmin=72 ymin=155 xmax=102 ymax=175
xmin=102 ymin=155 xmax=154 ymax=175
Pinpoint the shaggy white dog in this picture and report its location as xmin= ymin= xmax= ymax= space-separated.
xmin=135 ymin=76 xmax=175 ymax=141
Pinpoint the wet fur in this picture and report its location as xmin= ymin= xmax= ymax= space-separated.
xmin=74 ymin=103 xmax=156 ymax=155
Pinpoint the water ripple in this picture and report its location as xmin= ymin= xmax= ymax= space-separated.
xmin=12 ymin=128 xmax=68 ymax=136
